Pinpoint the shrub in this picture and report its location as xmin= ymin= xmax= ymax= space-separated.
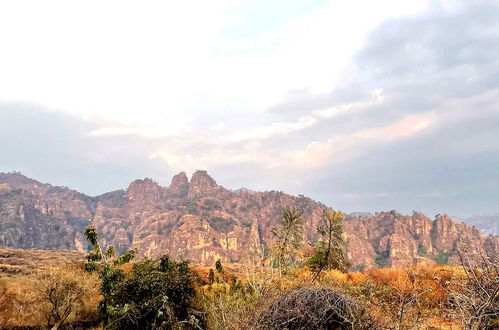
xmin=99 ymin=255 xmax=203 ymax=329
xmin=375 ymin=250 xmax=390 ymax=268
xmin=31 ymin=265 xmax=100 ymax=329
xmin=434 ymin=252 xmax=450 ymax=265
xmin=257 ymin=286 xmax=373 ymax=329
xmin=200 ymin=281 xmax=262 ymax=329
xmin=0 ymin=278 xmax=41 ymax=328
xmin=365 ymin=267 xmax=438 ymax=328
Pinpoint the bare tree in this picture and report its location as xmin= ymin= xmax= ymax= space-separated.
xmin=31 ymin=267 xmax=87 ymax=330
xmin=448 ymin=244 xmax=499 ymax=329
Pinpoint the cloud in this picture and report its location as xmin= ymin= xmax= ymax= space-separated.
xmin=1 ymin=0 xmax=499 ymax=218
xmin=288 ymin=113 xmax=434 ymax=169
xmin=219 ymin=116 xmax=317 ymax=143
xmin=0 ymin=103 xmax=177 ymax=194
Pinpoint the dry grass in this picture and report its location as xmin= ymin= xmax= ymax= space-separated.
xmin=0 ymin=248 xmax=486 ymax=329
xmin=197 ymin=264 xmax=469 ymax=329
xmin=0 ymin=248 xmax=97 ymax=329
xmin=0 ymin=247 xmax=86 ymax=278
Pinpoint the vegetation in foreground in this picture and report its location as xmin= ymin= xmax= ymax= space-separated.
xmin=0 ymin=208 xmax=497 ymax=329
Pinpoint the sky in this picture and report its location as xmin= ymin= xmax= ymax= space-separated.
xmin=1 ymin=0 xmax=498 ymax=218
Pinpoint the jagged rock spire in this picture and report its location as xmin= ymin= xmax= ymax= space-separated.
xmin=169 ymin=171 xmax=189 ymax=197
xmin=188 ymin=170 xmax=217 ymax=197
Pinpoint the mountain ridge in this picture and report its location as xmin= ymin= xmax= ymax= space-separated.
xmin=0 ymin=170 xmax=497 ymax=269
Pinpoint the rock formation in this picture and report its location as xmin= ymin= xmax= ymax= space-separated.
xmin=0 ymin=171 xmax=497 ymax=268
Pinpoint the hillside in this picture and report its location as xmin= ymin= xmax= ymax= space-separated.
xmin=0 ymin=171 xmax=497 ymax=268
xmin=0 ymin=247 xmax=85 ymax=277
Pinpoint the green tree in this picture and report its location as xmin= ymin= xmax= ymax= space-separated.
xmin=84 ymin=226 xmax=202 ymax=329
xmin=208 ymin=269 xmax=215 ymax=285
xmin=83 ymin=225 xmax=136 ymax=272
xmin=215 ymin=259 xmax=223 ymax=274
xmin=101 ymin=256 xmax=202 ymax=329
xmin=309 ymin=208 xmax=347 ymax=282
xmin=270 ymin=207 xmax=305 ymax=274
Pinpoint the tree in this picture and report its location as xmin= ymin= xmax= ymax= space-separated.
xmin=31 ymin=266 xmax=99 ymax=330
xmin=100 ymin=256 xmax=203 ymax=329
xmin=84 ymin=225 xmax=136 ymax=272
xmin=209 ymin=269 xmax=215 ymax=285
xmin=215 ymin=259 xmax=224 ymax=274
xmin=270 ymin=207 xmax=305 ymax=274
xmin=83 ymin=225 xmax=203 ymax=329
xmin=310 ymin=208 xmax=347 ymax=282
xmin=447 ymin=244 xmax=499 ymax=329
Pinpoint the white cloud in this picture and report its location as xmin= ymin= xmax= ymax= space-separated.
xmin=287 ymin=113 xmax=434 ymax=169
xmin=0 ymin=0 xmax=428 ymax=130
xmin=220 ymin=116 xmax=317 ymax=143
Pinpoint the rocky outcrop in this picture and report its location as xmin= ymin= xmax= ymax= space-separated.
xmin=188 ymin=170 xmax=217 ymax=198
xmin=168 ymin=172 xmax=189 ymax=198
xmin=343 ymin=211 xmax=497 ymax=269
xmin=0 ymin=171 xmax=497 ymax=268
xmin=0 ymin=172 xmax=95 ymax=251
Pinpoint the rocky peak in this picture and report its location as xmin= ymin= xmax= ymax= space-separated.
xmin=188 ymin=170 xmax=217 ymax=197
xmin=168 ymin=172 xmax=189 ymax=197
xmin=0 ymin=172 xmax=48 ymax=194
xmin=127 ymin=178 xmax=163 ymax=201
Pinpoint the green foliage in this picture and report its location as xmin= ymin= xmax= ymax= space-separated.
xmin=209 ymin=269 xmax=215 ymax=285
xmin=105 ymin=246 xmax=115 ymax=259
xmin=200 ymin=198 xmax=221 ymax=211
xmin=114 ymin=248 xmax=137 ymax=266
xmin=186 ymin=200 xmax=198 ymax=215
xmin=417 ymin=244 xmax=427 ymax=256
xmin=215 ymin=259 xmax=224 ymax=274
xmin=434 ymin=252 xmax=450 ymax=265
xmin=375 ymin=251 xmax=390 ymax=268
xmin=99 ymin=256 xmax=202 ymax=329
xmin=84 ymin=226 xmax=100 ymax=254
xmin=309 ymin=208 xmax=347 ymax=281
xmin=84 ymin=225 xmax=137 ymax=272
xmin=208 ymin=217 xmax=235 ymax=233
xmin=270 ymin=206 xmax=305 ymax=273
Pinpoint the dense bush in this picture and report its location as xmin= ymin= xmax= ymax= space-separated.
xmin=99 ymin=255 xmax=204 ymax=330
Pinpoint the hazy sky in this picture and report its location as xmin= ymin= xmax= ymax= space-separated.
xmin=1 ymin=0 xmax=498 ymax=218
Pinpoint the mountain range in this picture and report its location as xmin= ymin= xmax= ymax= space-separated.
xmin=0 ymin=171 xmax=497 ymax=269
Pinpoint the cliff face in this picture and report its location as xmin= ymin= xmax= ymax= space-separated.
xmin=0 ymin=171 xmax=497 ymax=268
xmin=0 ymin=172 xmax=95 ymax=251
xmin=343 ymin=211 xmax=496 ymax=269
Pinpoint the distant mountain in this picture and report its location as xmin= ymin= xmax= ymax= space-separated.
xmin=0 ymin=171 xmax=497 ymax=269
xmin=462 ymin=214 xmax=499 ymax=236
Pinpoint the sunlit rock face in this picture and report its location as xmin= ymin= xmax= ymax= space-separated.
xmin=0 ymin=172 xmax=95 ymax=251
xmin=0 ymin=171 xmax=497 ymax=268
